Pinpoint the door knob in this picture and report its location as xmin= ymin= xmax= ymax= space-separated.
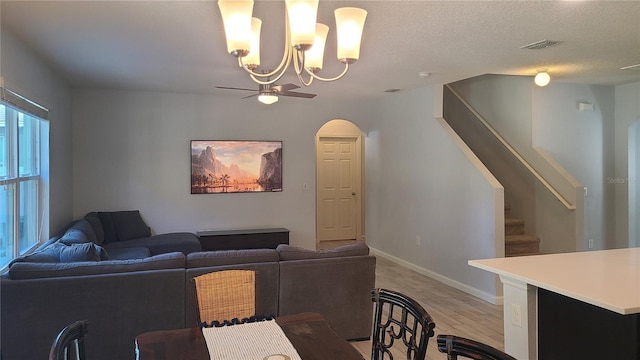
xmin=352 ymin=192 xmax=356 ymax=196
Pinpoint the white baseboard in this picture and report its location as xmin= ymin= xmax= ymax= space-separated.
xmin=369 ymin=247 xmax=503 ymax=306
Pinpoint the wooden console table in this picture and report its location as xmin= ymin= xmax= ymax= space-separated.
xmin=197 ymin=228 xmax=289 ymax=251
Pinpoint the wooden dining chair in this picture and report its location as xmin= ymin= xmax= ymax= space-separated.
xmin=49 ymin=320 xmax=89 ymax=360
xmin=437 ymin=335 xmax=517 ymax=360
xmin=192 ymin=269 xmax=256 ymax=325
xmin=371 ymin=288 xmax=436 ymax=360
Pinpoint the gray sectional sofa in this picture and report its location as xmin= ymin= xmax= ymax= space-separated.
xmin=0 ymin=211 xmax=376 ymax=360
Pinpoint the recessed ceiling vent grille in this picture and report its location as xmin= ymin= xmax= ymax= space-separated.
xmin=520 ymin=39 xmax=563 ymax=50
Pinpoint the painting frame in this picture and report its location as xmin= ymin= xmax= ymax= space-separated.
xmin=190 ymin=140 xmax=283 ymax=194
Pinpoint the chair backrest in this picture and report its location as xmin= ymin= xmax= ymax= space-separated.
xmin=437 ymin=335 xmax=517 ymax=360
xmin=193 ymin=269 xmax=256 ymax=325
xmin=371 ymin=288 xmax=436 ymax=360
xmin=49 ymin=320 xmax=89 ymax=360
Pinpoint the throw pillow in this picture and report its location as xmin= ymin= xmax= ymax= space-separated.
xmin=98 ymin=212 xmax=119 ymax=243
xmin=8 ymin=242 xmax=66 ymax=265
xmin=111 ymin=210 xmax=151 ymax=241
xmin=84 ymin=212 xmax=105 ymax=245
xmin=59 ymin=243 xmax=100 ymax=262
xmin=59 ymin=228 xmax=89 ymax=245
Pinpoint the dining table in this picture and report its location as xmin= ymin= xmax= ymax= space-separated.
xmin=135 ymin=312 xmax=365 ymax=360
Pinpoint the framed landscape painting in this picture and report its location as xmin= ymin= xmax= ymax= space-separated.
xmin=191 ymin=140 xmax=283 ymax=194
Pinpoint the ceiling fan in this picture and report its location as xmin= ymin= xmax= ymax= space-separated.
xmin=214 ymin=83 xmax=316 ymax=105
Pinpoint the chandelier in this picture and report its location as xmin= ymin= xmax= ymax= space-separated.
xmin=217 ymin=0 xmax=367 ymax=88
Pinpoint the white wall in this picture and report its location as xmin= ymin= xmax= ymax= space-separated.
xmin=532 ymin=83 xmax=614 ymax=250
xmin=0 ymin=29 xmax=73 ymax=236
xmin=364 ymin=86 xmax=501 ymax=301
xmin=614 ymin=81 xmax=640 ymax=248
xmin=71 ymin=88 xmax=374 ymax=249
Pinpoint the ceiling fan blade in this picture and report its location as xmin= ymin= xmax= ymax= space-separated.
xmin=280 ymin=91 xmax=316 ymax=99
xmin=273 ymin=83 xmax=300 ymax=92
xmin=241 ymin=94 xmax=258 ymax=99
xmin=215 ymin=86 xmax=256 ymax=92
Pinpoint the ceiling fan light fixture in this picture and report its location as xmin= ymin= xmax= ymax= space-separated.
xmin=534 ymin=71 xmax=551 ymax=87
xmin=258 ymin=92 xmax=279 ymax=105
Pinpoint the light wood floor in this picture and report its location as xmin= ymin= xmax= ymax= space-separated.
xmin=350 ymin=255 xmax=504 ymax=360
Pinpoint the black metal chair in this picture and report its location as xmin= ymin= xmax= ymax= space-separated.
xmin=371 ymin=288 xmax=436 ymax=360
xmin=437 ymin=334 xmax=517 ymax=360
xmin=49 ymin=320 xmax=89 ymax=360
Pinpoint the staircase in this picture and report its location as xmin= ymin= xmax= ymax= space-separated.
xmin=505 ymin=204 xmax=540 ymax=257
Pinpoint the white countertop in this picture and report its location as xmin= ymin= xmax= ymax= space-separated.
xmin=469 ymin=247 xmax=640 ymax=315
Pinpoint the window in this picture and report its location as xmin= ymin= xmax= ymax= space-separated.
xmin=0 ymin=89 xmax=49 ymax=269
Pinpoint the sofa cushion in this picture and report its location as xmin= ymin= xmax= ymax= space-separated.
xmin=59 ymin=243 xmax=100 ymax=262
xmin=186 ymin=249 xmax=279 ymax=268
xmin=276 ymin=242 xmax=369 ymax=261
xmin=107 ymin=247 xmax=151 ymax=260
xmin=66 ymin=219 xmax=98 ymax=244
xmin=7 ymin=252 xmax=186 ymax=279
xmin=111 ymin=210 xmax=151 ymax=241
xmin=84 ymin=212 xmax=105 ymax=245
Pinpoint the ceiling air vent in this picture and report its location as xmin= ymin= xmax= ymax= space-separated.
xmin=520 ymin=39 xmax=563 ymax=50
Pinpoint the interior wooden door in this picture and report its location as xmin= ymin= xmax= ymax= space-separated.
xmin=316 ymin=137 xmax=361 ymax=244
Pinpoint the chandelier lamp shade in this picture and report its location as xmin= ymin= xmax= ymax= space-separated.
xmin=217 ymin=0 xmax=367 ymax=87
xmin=534 ymin=70 xmax=551 ymax=87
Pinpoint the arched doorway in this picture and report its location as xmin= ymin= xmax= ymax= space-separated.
xmin=315 ymin=120 xmax=365 ymax=249
xmin=629 ymin=118 xmax=640 ymax=247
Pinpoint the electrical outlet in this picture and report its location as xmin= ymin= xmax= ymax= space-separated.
xmin=588 ymin=239 xmax=594 ymax=249
xmin=511 ymin=304 xmax=522 ymax=327
xmin=415 ymin=235 xmax=421 ymax=246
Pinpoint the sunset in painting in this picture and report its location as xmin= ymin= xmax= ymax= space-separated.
xmin=191 ymin=140 xmax=282 ymax=193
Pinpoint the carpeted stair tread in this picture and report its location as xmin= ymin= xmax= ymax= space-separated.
xmin=506 ymin=234 xmax=540 ymax=244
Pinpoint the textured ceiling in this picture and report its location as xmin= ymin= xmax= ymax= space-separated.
xmin=2 ymin=1 xmax=639 ymax=101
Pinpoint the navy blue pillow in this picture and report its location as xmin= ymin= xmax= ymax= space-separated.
xmin=84 ymin=212 xmax=105 ymax=245
xmin=111 ymin=210 xmax=151 ymax=241
xmin=98 ymin=212 xmax=119 ymax=243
